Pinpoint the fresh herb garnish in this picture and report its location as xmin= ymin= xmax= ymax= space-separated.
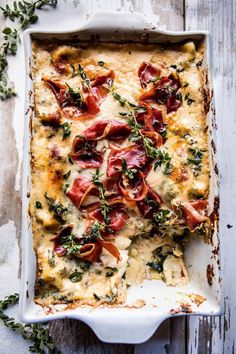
xmin=112 ymin=90 xmax=173 ymax=172
xmin=93 ymin=293 xmax=100 ymax=300
xmin=91 ymin=169 xmax=111 ymax=225
xmin=188 ymin=147 xmax=204 ymax=165
xmin=122 ymin=159 xmax=136 ymax=179
xmin=105 ymin=267 xmax=118 ymax=277
xmin=0 ymin=293 xmax=58 ymax=353
xmin=185 ymin=93 xmax=195 ymax=105
xmin=63 ymin=170 xmax=71 ymax=179
xmin=170 ymin=64 xmax=184 ymax=73
xmin=0 ymin=0 xmax=57 ymax=29
xmin=60 ymin=233 xmax=82 ymax=255
xmin=79 ymin=261 xmax=91 ymax=271
xmin=47 ymin=250 xmax=56 ymax=267
xmin=148 ymin=76 xmax=160 ymax=83
xmin=35 ymin=201 xmax=42 ymax=209
xmin=66 ymin=83 xmax=85 ymax=108
xmin=69 ymin=271 xmax=83 ymax=282
xmin=152 ymin=209 xmax=171 ymax=229
xmin=89 ymin=220 xmax=105 ymax=239
xmin=61 ymin=122 xmax=71 ymax=140
xmin=0 ymin=1 xmax=57 ymax=100
xmin=44 ymin=192 xmax=70 ymax=223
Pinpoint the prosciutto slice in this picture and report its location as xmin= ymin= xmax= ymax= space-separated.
xmin=90 ymin=205 xmax=129 ymax=236
xmin=81 ymin=120 xmax=131 ymax=141
xmin=70 ymin=136 xmax=103 ymax=168
xmin=138 ymin=62 xmax=161 ymax=88
xmin=107 ymin=144 xmax=149 ymax=177
xmin=181 ymin=200 xmax=209 ymax=229
xmin=66 ymin=176 xmax=98 ymax=209
xmin=136 ymin=102 xmax=166 ymax=137
xmin=137 ymin=187 xmax=162 ymax=218
xmin=139 ymin=74 xmax=181 ymax=113
xmin=119 ymin=171 xmax=148 ymax=201
xmin=43 ymin=71 xmax=114 ymax=119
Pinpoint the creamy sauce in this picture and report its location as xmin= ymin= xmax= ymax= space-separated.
xmin=31 ymin=41 xmax=209 ymax=306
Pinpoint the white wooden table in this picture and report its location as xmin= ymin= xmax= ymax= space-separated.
xmin=0 ymin=0 xmax=235 ymax=353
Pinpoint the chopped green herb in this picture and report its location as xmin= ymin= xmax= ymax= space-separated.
xmin=93 ymin=293 xmax=100 ymax=301
xmin=79 ymin=261 xmax=91 ymax=271
xmin=105 ymin=267 xmax=118 ymax=277
xmin=35 ymin=201 xmax=42 ymax=209
xmin=78 ymin=64 xmax=86 ymax=80
xmin=61 ymin=122 xmax=71 ymax=140
xmin=63 ymin=170 xmax=71 ymax=179
xmin=164 ymin=161 xmax=173 ymax=175
xmin=148 ymin=76 xmax=160 ymax=83
xmin=62 ymin=183 xmax=69 ymax=193
xmin=47 ymin=250 xmax=56 ymax=267
xmin=119 ymin=112 xmax=129 ymax=117
xmin=185 ymin=93 xmax=195 ymax=105
xmin=122 ymin=159 xmax=136 ymax=179
xmin=44 ymin=192 xmax=70 ymax=223
xmin=152 ymin=209 xmax=171 ymax=230
xmin=188 ymin=147 xmax=204 ymax=165
xmin=69 ymin=271 xmax=83 ymax=282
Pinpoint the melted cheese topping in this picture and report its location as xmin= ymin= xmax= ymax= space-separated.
xmin=31 ymin=41 xmax=209 ymax=306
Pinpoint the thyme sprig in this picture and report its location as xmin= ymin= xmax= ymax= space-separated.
xmin=0 ymin=293 xmax=59 ymax=353
xmin=0 ymin=0 xmax=57 ymax=99
xmin=91 ymin=169 xmax=111 ymax=225
xmin=112 ymin=90 xmax=173 ymax=173
xmin=0 ymin=0 xmax=57 ymax=29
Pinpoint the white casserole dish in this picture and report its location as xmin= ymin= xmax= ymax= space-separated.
xmin=19 ymin=11 xmax=221 ymax=344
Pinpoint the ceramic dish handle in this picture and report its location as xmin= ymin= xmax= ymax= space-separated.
xmin=85 ymin=313 xmax=168 ymax=344
xmin=80 ymin=11 xmax=150 ymax=31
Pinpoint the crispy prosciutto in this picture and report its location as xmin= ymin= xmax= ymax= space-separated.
xmin=90 ymin=205 xmax=129 ymax=236
xmin=139 ymin=74 xmax=181 ymax=113
xmin=181 ymin=200 xmax=209 ymax=229
xmin=137 ymin=187 xmax=162 ymax=218
xmin=78 ymin=243 xmax=102 ymax=262
xmin=107 ymin=144 xmax=149 ymax=177
xmin=97 ymin=239 xmax=121 ymax=261
xmin=43 ymin=71 xmax=114 ymax=119
xmin=138 ymin=62 xmax=161 ymax=88
xmin=119 ymin=171 xmax=148 ymax=202
xmin=66 ymin=176 xmax=98 ymax=209
xmin=136 ymin=103 xmax=166 ymax=137
xmin=80 ymin=119 xmax=131 ymax=141
xmin=70 ymin=136 xmax=103 ymax=168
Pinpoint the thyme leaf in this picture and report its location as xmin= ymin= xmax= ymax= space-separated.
xmin=44 ymin=192 xmax=70 ymax=223
xmin=91 ymin=169 xmax=111 ymax=225
xmin=0 ymin=0 xmax=57 ymax=29
xmin=0 ymin=293 xmax=59 ymax=353
xmin=0 ymin=1 xmax=57 ymax=99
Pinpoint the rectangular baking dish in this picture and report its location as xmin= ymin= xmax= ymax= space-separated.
xmin=19 ymin=11 xmax=221 ymax=344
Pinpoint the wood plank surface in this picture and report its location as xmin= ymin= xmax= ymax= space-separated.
xmin=185 ymin=1 xmax=236 ymax=353
xmin=0 ymin=0 xmax=235 ymax=353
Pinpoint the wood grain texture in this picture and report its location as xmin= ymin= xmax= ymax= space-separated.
xmin=0 ymin=0 xmax=234 ymax=353
xmin=185 ymin=0 xmax=236 ymax=353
